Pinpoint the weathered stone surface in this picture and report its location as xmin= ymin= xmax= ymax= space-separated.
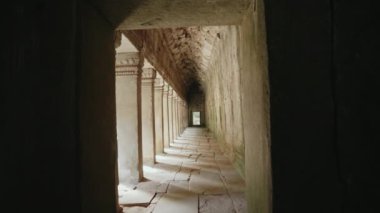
xmin=230 ymin=193 xmax=247 ymax=213
xmin=189 ymin=171 xmax=226 ymax=195
xmin=116 ymin=34 xmax=143 ymax=185
xmin=143 ymin=163 xmax=179 ymax=182
xmin=135 ymin=180 xmax=169 ymax=193
xmin=153 ymin=193 xmax=198 ymax=213
xmin=151 ymin=193 xmax=165 ymax=204
xmin=199 ymin=194 xmax=235 ymax=213
xmin=118 ymin=127 xmax=245 ymax=211
xmin=167 ymin=181 xmax=190 ymax=193
xmin=116 ymin=0 xmax=249 ymax=30
xmin=122 ymin=204 xmax=156 ymax=213
xmin=119 ymin=190 xmax=155 ymax=206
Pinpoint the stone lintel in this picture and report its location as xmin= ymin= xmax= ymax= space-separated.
xmin=116 ymin=52 xmax=140 ymax=66
xmin=115 ymin=66 xmax=139 ymax=76
xmin=116 ymin=52 xmax=141 ymax=76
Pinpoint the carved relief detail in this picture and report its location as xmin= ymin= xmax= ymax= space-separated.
xmin=142 ymin=68 xmax=156 ymax=79
xmin=115 ymin=52 xmax=141 ymax=76
xmin=116 ymin=52 xmax=140 ymax=66
xmin=115 ymin=66 xmax=139 ymax=76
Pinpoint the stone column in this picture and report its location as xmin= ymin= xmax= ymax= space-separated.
xmin=177 ymin=99 xmax=181 ymax=136
xmin=172 ymin=92 xmax=178 ymax=140
xmin=184 ymin=102 xmax=188 ymax=129
xmin=141 ymin=68 xmax=156 ymax=164
xmin=175 ymin=97 xmax=178 ymax=137
xmin=179 ymin=99 xmax=184 ymax=134
xmin=176 ymin=97 xmax=180 ymax=136
xmin=168 ymin=87 xmax=174 ymax=144
xmin=116 ymin=52 xmax=143 ymax=185
xmin=162 ymin=82 xmax=170 ymax=149
xmin=154 ymin=74 xmax=164 ymax=155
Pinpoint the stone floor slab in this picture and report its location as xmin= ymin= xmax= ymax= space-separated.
xmin=153 ymin=193 xmax=198 ymax=213
xmin=119 ymin=190 xmax=155 ymax=206
xmin=123 ymin=204 xmax=155 ymax=213
xmin=119 ymin=127 xmax=246 ymax=212
xmin=230 ymin=192 xmax=247 ymax=213
xmin=199 ymin=194 xmax=235 ymax=213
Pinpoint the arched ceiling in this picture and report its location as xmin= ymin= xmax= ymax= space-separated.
xmin=124 ymin=26 xmax=223 ymax=97
xmin=162 ymin=26 xmax=221 ymax=86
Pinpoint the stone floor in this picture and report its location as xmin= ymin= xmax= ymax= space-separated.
xmin=119 ymin=127 xmax=246 ymax=213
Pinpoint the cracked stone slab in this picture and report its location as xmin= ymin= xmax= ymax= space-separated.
xmin=119 ymin=127 xmax=246 ymax=212
xmin=118 ymin=184 xmax=132 ymax=197
xmin=153 ymin=193 xmax=198 ymax=213
xmin=167 ymin=181 xmax=190 ymax=193
xmin=199 ymin=194 xmax=235 ymax=213
xmin=175 ymin=167 xmax=192 ymax=181
xmin=189 ymin=171 xmax=226 ymax=194
xmin=135 ymin=180 xmax=169 ymax=193
xmin=122 ymin=204 xmax=155 ymax=213
xmin=143 ymin=163 xmax=180 ymax=181
xmin=119 ymin=190 xmax=155 ymax=206
xmin=230 ymin=192 xmax=247 ymax=213
xmin=151 ymin=193 xmax=165 ymax=204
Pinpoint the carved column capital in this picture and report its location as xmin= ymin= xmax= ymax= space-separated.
xmin=163 ymin=82 xmax=170 ymax=94
xmin=168 ymin=87 xmax=174 ymax=98
xmin=115 ymin=52 xmax=141 ymax=76
xmin=154 ymin=74 xmax=164 ymax=90
xmin=141 ymin=68 xmax=156 ymax=86
xmin=142 ymin=68 xmax=156 ymax=79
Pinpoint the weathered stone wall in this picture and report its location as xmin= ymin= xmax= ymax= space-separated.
xmin=78 ymin=2 xmax=118 ymax=212
xmin=204 ymin=2 xmax=272 ymax=212
xmin=203 ymin=26 xmax=246 ymax=178
xmin=239 ymin=2 xmax=272 ymax=212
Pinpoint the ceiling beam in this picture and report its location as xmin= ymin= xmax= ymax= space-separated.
xmin=87 ymin=0 xmax=250 ymax=30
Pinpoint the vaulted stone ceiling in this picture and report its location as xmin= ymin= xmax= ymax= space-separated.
xmin=162 ymin=26 xmax=221 ymax=86
xmin=124 ymin=26 xmax=223 ymax=98
xmin=111 ymin=0 xmax=250 ymax=99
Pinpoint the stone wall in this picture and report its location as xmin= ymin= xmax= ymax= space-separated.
xmin=239 ymin=1 xmax=272 ymax=212
xmin=204 ymin=2 xmax=272 ymax=212
xmin=203 ymin=26 xmax=245 ymax=178
xmin=2 ymin=1 xmax=118 ymax=212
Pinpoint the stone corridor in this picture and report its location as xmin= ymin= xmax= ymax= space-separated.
xmin=119 ymin=128 xmax=246 ymax=213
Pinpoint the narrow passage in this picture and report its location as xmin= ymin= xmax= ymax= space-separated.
xmin=120 ymin=127 xmax=246 ymax=212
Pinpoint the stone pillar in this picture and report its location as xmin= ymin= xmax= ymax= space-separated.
xmin=184 ymin=102 xmax=188 ymax=129
xmin=181 ymin=101 xmax=184 ymax=132
xmin=154 ymin=74 xmax=164 ymax=155
xmin=176 ymin=97 xmax=180 ymax=136
xmin=141 ymin=68 xmax=156 ymax=164
xmin=168 ymin=87 xmax=174 ymax=144
xmin=172 ymin=92 xmax=178 ymax=140
xmin=162 ymin=82 xmax=170 ymax=149
xmin=116 ymin=52 xmax=143 ymax=185
xmin=175 ymin=97 xmax=181 ymax=137
xmin=179 ymin=99 xmax=184 ymax=134
xmin=178 ymin=99 xmax=181 ymax=135
xmin=177 ymin=99 xmax=181 ymax=135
